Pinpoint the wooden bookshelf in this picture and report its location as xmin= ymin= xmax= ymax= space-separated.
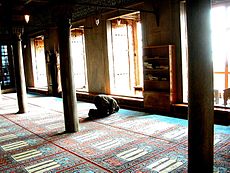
xmin=143 ymin=45 xmax=176 ymax=112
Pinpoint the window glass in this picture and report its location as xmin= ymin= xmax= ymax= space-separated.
xmin=214 ymin=74 xmax=225 ymax=90
xmin=211 ymin=5 xmax=230 ymax=106
xmin=31 ymin=36 xmax=47 ymax=88
xmin=0 ymin=45 xmax=11 ymax=87
xmin=71 ymin=29 xmax=88 ymax=91
xmin=227 ymin=6 xmax=230 ymax=28
xmin=212 ymin=52 xmax=226 ymax=72
xmin=107 ymin=13 xmax=142 ymax=97
xmin=229 ymin=75 xmax=230 ymax=87
xmin=181 ymin=3 xmax=230 ymax=106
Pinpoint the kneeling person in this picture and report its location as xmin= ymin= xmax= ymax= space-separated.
xmin=88 ymin=95 xmax=119 ymax=119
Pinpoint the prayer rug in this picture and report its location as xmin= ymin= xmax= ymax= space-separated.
xmin=0 ymin=93 xmax=229 ymax=172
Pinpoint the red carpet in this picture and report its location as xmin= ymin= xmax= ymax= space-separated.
xmin=0 ymin=93 xmax=229 ymax=172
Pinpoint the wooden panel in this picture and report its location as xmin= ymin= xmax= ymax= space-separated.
xmin=144 ymin=80 xmax=169 ymax=91
xmin=144 ymin=91 xmax=170 ymax=112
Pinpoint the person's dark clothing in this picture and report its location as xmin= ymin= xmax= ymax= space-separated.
xmin=88 ymin=95 xmax=119 ymax=119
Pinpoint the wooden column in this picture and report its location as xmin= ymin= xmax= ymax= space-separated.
xmin=47 ymin=51 xmax=59 ymax=96
xmin=57 ymin=17 xmax=79 ymax=132
xmin=44 ymin=28 xmax=60 ymax=96
xmin=186 ymin=1 xmax=214 ymax=172
xmin=12 ymin=27 xmax=28 ymax=113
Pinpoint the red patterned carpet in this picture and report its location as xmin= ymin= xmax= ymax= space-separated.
xmin=0 ymin=93 xmax=229 ymax=172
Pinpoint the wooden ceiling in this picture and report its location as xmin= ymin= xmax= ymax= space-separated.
xmin=0 ymin=0 xmax=48 ymax=24
xmin=0 ymin=0 xmax=228 ymax=34
xmin=0 ymin=0 xmax=140 ymax=24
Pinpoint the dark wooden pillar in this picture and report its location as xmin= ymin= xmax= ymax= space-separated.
xmin=45 ymin=49 xmax=57 ymax=96
xmin=44 ymin=28 xmax=60 ymax=97
xmin=186 ymin=1 xmax=214 ymax=172
xmin=57 ymin=17 xmax=79 ymax=132
xmin=12 ymin=27 xmax=28 ymax=113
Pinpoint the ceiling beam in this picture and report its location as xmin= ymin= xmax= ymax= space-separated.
xmin=72 ymin=1 xmax=156 ymax=14
xmin=25 ymin=0 xmax=48 ymax=4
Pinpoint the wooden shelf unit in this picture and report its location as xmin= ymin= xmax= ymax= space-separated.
xmin=143 ymin=45 xmax=176 ymax=112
